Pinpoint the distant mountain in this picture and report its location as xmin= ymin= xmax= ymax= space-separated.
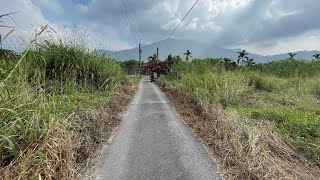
xmin=97 ymin=38 xmax=320 ymax=63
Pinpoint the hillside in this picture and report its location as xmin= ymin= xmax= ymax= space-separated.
xmin=97 ymin=39 xmax=320 ymax=63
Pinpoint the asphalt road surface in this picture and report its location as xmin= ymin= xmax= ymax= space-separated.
xmin=96 ymin=77 xmax=222 ymax=180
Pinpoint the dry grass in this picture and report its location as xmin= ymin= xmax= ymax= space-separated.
xmin=1 ymin=126 xmax=74 ymax=180
xmin=73 ymin=81 xmax=137 ymax=178
xmin=157 ymin=79 xmax=320 ymax=180
xmin=1 ymin=20 xmax=138 ymax=179
xmin=0 ymin=81 xmax=137 ymax=180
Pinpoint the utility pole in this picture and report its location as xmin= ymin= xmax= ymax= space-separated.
xmin=156 ymin=47 xmax=159 ymax=61
xmin=139 ymin=43 xmax=142 ymax=76
xmin=139 ymin=42 xmax=146 ymax=76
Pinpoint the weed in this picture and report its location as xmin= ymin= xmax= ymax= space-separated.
xmin=0 ymin=25 xmax=130 ymax=179
xmin=163 ymin=57 xmax=320 ymax=179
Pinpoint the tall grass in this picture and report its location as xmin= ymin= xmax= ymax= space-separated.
xmin=26 ymin=41 xmax=124 ymax=91
xmin=166 ymin=58 xmax=320 ymax=166
xmin=257 ymin=59 xmax=320 ymax=77
xmin=0 ymin=26 xmax=126 ymax=179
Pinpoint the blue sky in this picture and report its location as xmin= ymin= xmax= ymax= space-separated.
xmin=1 ymin=0 xmax=320 ymax=55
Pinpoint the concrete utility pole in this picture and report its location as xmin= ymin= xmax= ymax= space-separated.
xmin=139 ymin=43 xmax=145 ymax=76
xmin=156 ymin=47 xmax=159 ymax=61
xmin=139 ymin=43 xmax=142 ymax=76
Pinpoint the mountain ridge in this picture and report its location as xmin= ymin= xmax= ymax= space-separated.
xmin=97 ymin=39 xmax=320 ymax=63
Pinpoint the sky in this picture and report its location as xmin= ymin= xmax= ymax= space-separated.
xmin=0 ymin=0 xmax=320 ymax=55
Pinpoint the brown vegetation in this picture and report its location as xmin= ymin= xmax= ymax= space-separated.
xmin=157 ymin=79 xmax=320 ymax=180
xmin=0 ymin=81 xmax=137 ymax=180
xmin=73 ymin=81 xmax=137 ymax=178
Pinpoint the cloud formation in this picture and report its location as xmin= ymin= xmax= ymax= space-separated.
xmin=31 ymin=0 xmax=63 ymax=14
xmin=1 ymin=0 xmax=320 ymax=54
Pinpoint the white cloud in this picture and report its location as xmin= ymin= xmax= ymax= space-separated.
xmin=0 ymin=0 xmax=50 ymax=49
xmin=0 ymin=0 xmax=132 ymax=51
xmin=31 ymin=0 xmax=63 ymax=14
xmin=75 ymin=4 xmax=89 ymax=14
xmin=230 ymin=0 xmax=252 ymax=9
xmin=84 ymin=25 xmax=134 ymax=51
xmin=71 ymin=0 xmax=320 ymax=54
xmin=233 ymin=31 xmax=320 ymax=55
xmin=200 ymin=21 xmax=222 ymax=32
xmin=2 ymin=0 xmax=320 ymax=54
xmin=186 ymin=18 xmax=198 ymax=30
xmin=162 ymin=18 xmax=181 ymax=31
xmin=265 ymin=1 xmax=301 ymax=21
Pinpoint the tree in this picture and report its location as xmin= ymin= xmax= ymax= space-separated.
xmin=312 ymin=53 xmax=320 ymax=60
xmin=223 ymin=58 xmax=231 ymax=70
xmin=175 ymin=55 xmax=181 ymax=61
xmin=245 ymin=57 xmax=255 ymax=68
xmin=287 ymin=53 xmax=297 ymax=60
xmin=166 ymin=54 xmax=173 ymax=63
xmin=121 ymin=59 xmax=140 ymax=75
xmin=184 ymin=50 xmax=192 ymax=62
xmin=165 ymin=54 xmax=174 ymax=72
xmin=148 ymin=53 xmax=157 ymax=62
xmin=237 ymin=50 xmax=249 ymax=65
xmin=170 ymin=55 xmax=183 ymax=78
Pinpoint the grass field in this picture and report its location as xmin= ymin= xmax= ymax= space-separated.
xmin=0 ymin=30 xmax=137 ymax=179
xmin=162 ymin=58 xmax=320 ymax=179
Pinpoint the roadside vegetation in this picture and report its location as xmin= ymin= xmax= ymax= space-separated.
xmin=120 ymin=59 xmax=144 ymax=75
xmin=0 ymin=22 xmax=137 ymax=179
xmin=157 ymin=52 xmax=320 ymax=179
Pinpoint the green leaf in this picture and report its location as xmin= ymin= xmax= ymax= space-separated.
xmin=0 ymin=134 xmax=17 ymax=157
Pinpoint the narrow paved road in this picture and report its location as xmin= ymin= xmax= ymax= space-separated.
xmin=96 ymin=78 xmax=222 ymax=180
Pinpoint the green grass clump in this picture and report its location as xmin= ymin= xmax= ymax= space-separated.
xmin=26 ymin=42 xmax=124 ymax=91
xmin=0 ymin=50 xmax=18 ymax=80
xmin=250 ymin=108 xmax=320 ymax=162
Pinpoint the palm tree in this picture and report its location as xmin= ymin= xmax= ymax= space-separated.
xmin=148 ymin=53 xmax=157 ymax=70
xmin=312 ymin=53 xmax=320 ymax=60
xmin=148 ymin=53 xmax=157 ymax=61
xmin=184 ymin=50 xmax=192 ymax=62
xmin=237 ymin=50 xmax=249 ymax=65
xmin=166 ymin=54 xmax=174 ymax=65
xmin=175 ymin=55 xmax=181 ymax=61
xmin=245 ymin=57 xmax=255 ymax=67
xmin=223 ymin=58 xmax=231 ymax=70
xmin=287 ymin=53 xmax=297 ymax=60
xmin=166 ymin=54 xmax=173 ymax=62
xmin=165 ymin=54 xmax=174 ymax=73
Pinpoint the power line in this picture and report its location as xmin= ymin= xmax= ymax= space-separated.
xmin=117 ymin=0 xmax=138 ymax=43
xmin=121 ymin=0 xmax=140 ymax=41
xmin=167 ymin=0 xmax=199 ymax=39
xmin=124 ymin=0 xmax=141 ymax=39
xmin=159 ymin=0 xmax=200 ymax=54
xmin=133 ymin=0 xmax=144 ymax=42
